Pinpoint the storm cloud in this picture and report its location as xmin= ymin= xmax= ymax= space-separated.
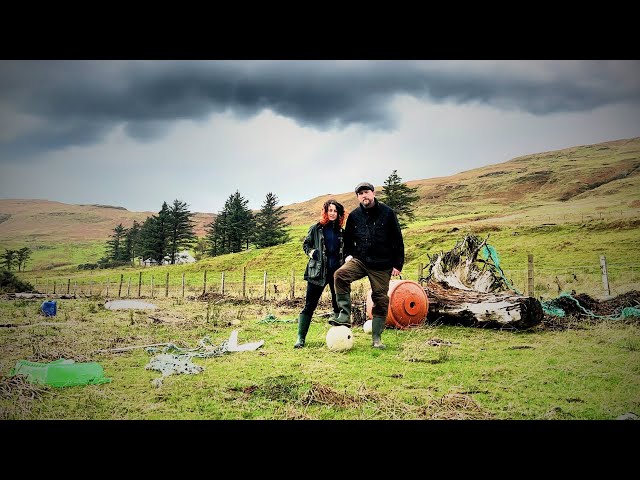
xmin=2 ymin=60 xmax=639 ymax=161
xmin=0 ymin=60 xmax=639 ymax=213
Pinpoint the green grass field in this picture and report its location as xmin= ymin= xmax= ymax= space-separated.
xmin=0 ymin=294 xmax=638 ymax=420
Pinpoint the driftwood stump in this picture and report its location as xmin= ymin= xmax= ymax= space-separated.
xmin=423 ymin=281 xmax=543 ymax=329
xmin=422 ymin=234 xmax=543 ymax=329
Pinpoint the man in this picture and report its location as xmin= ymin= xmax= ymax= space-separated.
xmin=332 ymin=181 xmax=405 ymax=349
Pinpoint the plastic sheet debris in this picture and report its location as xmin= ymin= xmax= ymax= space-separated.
xmin=10 ymin=359 xmax=111 ymax=387
xmin=226 ymin=329 xmax=265 ymax=352
xmin=104 ymin=300 xmax=158 ymax=310
xmin=616 ymin=412 xmax=639 ymax=420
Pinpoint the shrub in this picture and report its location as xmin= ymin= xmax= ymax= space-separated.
xmin=0 ymin=270 xmax=35 ymax=293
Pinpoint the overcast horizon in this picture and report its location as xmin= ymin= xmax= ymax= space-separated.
xmin=1 ymin=60 xmax=639 ymax=214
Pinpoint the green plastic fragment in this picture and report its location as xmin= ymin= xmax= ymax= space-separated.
xmin=9 ymin=359 xmax=112 ymax=387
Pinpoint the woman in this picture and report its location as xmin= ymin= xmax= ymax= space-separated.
xmin=294 ymin=199 xmax=346 ymax=348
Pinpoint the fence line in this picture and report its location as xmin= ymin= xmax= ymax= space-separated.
xmin=29 ymin=256 xmax=640 ymax=301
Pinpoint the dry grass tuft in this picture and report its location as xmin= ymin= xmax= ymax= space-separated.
xmin=300 ymin=382 xmax=363 ymax=408
xmin=0 ymin=374 xmax=50 ymax=419
xmin=427 ymin=393 xmax=494 ymax=420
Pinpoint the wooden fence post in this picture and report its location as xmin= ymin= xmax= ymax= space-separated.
xmin=182 ymin=272 xmax=185 ymax=298
xmin=242 ymin=266 xmax=246 ymax=299
xmin=89 ymin=280 xmax=92 ymax=296
xmin=118 ymin=274 xmax=124 ymax=298
xmin=127 ymin=277 xmax=131 ymax=297
xmin=418 ymin=263 xmax=423 ymax=281
xmin=527 ymin=254 xmax=534 ymax=297
xmin=203 ymin=270 xmax=207 ymax=295
xmin=73 ymin=281 xmax=77 ymax=296
xmin=221 ymin=271 xmax=225 ymax=295
xmin=600 ymin=255 xmax=611 ymax=297
xmin=290 ymin=270 xmax=295 ymax=299
xmin=263 ymin=271 xmax=267 ymax=301
xmin=151 ymin=275 xmax=154 ymax=299
xmin=165 ymin=271 xmax=169 ymax=297
xmin=106 ymin=278 xmax=109 ymax=297
xmin=138 ymin=271 xmax=142 ymax=298
xmin=67 ymin=278 xmax=71 ymax=295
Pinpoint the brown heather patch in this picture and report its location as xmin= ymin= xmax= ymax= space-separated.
xmin=584 ymin=218 xmax=640 ymax=231
xmin=0 ymin=199 xmax=215 ymax=242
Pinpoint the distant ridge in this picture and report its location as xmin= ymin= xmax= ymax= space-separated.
xmin=0 ymin=136 xmax=638 ymax=245
xmin=80 ymin=204 xmax=128 ymax=211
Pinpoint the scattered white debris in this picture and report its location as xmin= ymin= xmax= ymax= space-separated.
xmin=226 ymin=329 xmax=264 ymax=352
xmin=616 ymin=412 xmax=639 ymax=420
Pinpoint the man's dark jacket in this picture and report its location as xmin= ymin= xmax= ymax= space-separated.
xmin=343 ymin=198 xmax=404 ymax=271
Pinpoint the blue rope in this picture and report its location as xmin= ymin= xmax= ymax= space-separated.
xmin=541 ymin=292 xmax=640 ymax=320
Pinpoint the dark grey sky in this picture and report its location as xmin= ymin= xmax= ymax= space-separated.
xmin=1 ymin=60 xmax=639 ymax=212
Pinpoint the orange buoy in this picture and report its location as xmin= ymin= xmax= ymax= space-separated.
xmin=366 ymin=279 xmax=429 ymax=329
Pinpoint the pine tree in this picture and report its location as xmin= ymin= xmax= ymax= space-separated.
xmin=16 ymin=247 xmax=32 ymax=272
xmin=379 ymin=170 xmax=420 ymax=229
xmin=139 ymin=202 xmax=170 ymax=264
xmin=205 ymin=211 xmax=227 ymax=257
xmin=1 ymin=249 xmax=17 ymax=271
xmin=253 ymin=192 xmax=290 ymax=248
xmin=104 ymin=223 xmax=129 ymax=263
xmin=205 ymin=191 xmax=254 ymax=256
xmin=124 ymin=220 xmax=142 ymax=266
xmin=166 ymin=199 xmax=197 ymax=264
xmin=226 ymin=191 xmax=254 ymax=253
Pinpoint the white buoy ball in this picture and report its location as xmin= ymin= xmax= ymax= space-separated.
xmin=363 ymin=319 xmax=373 ymax=334
xmin=326 ymin=326 xmax=354 ymax=352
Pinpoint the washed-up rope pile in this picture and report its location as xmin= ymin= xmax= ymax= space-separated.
xmin=145 ymin=336 xmax=229 ymax=358
xmin=258 ymin=313 xmax=295 ymax=323
xmin=480 ymin=242 xmax=640 ymax=320
xmin=540 ymin=292 xmax=640 ymax=320
xmin=144 ymin=336 xmax=230 ymax=383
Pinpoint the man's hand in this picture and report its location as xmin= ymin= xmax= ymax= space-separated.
xmin=310 ymin=249 xmax=319 ymax=260
xmin=345 ymin=255 xmax=353 ymax=263
xmin=392 ymin=267 xmax=401 ymax=277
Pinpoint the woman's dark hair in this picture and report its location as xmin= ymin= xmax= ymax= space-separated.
xmin=320 ymin=199 xmax=345 ymax=227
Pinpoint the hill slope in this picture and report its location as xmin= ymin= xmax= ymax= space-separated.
xmin=282 ymin=136 xmax=640 ymax=226
xmin=0 ymin=200 xmax=214 ymax=244
xmin=1 ymin=136 xmax=638 ymax=266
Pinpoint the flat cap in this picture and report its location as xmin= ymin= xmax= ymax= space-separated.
xmin=355 ymin=182 xmax=374 ymax=194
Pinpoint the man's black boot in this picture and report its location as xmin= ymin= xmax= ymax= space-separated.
xmin=329 ymin=294 xmax=352 ymax=327
xmin=371 ymin=316 xmax=387 ymax=349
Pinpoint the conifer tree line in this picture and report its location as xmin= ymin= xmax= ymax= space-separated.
xmin=100 ymin=192 xmax=290 ymax=267
xmin=2 ymin=171 xmax=416 ymax=272
xmin=100 ymin=171 xmax=418 ymax=268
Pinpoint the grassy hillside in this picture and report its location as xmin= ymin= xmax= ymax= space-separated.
xmin=2 ymin=137 xmax=640 ymax=297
